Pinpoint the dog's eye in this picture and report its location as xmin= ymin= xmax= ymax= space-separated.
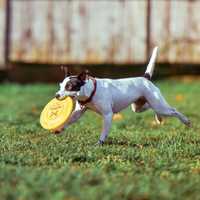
xmin=65 ymin=83 xmax=72 ymax=91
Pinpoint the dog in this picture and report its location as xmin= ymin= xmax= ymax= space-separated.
xmin=55 ymin=47 xmax=191 ymax=145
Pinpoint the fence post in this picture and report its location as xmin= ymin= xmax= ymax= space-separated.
xmin=146 ymin=0 xmax=151 ymax=61
xmin=4 ymin=0 xmax=11 ymax=65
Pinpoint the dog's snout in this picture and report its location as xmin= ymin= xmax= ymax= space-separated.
xmin=55 ymin=93 xmax=60 ymax=99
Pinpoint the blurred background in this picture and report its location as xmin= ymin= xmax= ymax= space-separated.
xmin=1 ymin=0 xmax=200 ymax=83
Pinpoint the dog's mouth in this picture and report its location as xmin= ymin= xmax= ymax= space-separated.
xmin=56 ymin=95 xmax=76 ymax=101
xmin=67 ymin=92 xmax=78 ymax=99
xmin=55 ymin=95 xmax=66 ymax=101
xmin=71 ymin=96 xmax=76 ymax=100
xmin=59 ymin=97 xmax=67 ymax=101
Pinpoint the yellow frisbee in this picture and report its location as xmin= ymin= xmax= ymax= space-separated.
xmin=40 ymin=97 xmax=74 ymax=131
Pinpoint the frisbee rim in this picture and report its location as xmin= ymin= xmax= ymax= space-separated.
xmin=40 ymin=97 xmax=74 ymax=131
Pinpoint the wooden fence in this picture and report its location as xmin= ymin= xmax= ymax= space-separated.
xmin=1 ymin=0 xmax=200 ymax=70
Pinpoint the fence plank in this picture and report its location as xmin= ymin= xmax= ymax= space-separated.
xmin=0 ymin=0 xmax=5 ymax=68
xmin=151 ymin=0 xmax=200 ymax=64
xmin=10 ymin=0 xmax=146 ymax=64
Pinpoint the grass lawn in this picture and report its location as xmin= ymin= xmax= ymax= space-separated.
xmin=0 ymin=80 xmax=200 ymax=200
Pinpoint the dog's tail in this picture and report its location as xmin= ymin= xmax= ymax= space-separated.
xmin=143 ymin=46 xmax=158 ymax=80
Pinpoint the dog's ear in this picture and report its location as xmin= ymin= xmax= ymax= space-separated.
xmin=61 ymin=66 xmax=70 ymax=77
xmin=78 ymin=70 xmax=90 ymax=81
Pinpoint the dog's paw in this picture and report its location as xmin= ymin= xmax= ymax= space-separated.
xmin=154 ymin=114 xmax=163 ymax=125
xmin=53 ymin=127 xmax=65 ymax=135
xmin=95 ymin=140 xmax=104 ymax=146
xmin=185 ymin=120 xmax=192 ymax=128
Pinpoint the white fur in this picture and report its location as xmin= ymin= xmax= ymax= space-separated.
xmin=146 ymin=46 xmax=158 ymax=78
xmin=56 ymin=77 xmax=77 ymax=98
xmin=56 ymin=47 xmax=190 ymax=144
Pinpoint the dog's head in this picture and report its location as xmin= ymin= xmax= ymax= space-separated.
xmin=55 ymin=67 xmax=89 ymax=100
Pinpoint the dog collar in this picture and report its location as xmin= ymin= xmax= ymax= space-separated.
xmin=78 ymin=77 xmax=97 ymax=106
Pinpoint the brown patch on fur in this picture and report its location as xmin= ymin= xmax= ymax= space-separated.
xmin=134 ymin=96 xmax=147 ymax=112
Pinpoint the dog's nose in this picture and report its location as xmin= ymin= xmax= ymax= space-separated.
xmin=55 ymin=94 xmax=60 ymax=99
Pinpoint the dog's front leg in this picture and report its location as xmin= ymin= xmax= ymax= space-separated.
xmin=54 ymin=103 xmax=86 ymax=134
xmin=97 ymin=112 xmax=113 ymax=145
xmin=66 ymin=107 xmax=87 ymax=126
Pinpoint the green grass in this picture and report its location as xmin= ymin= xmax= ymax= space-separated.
xmin=0 ymin=80 xmax=200 ymax=200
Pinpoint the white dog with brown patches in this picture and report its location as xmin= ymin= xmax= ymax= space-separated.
xmin=55 ymin=47 xmax=191 ymax=145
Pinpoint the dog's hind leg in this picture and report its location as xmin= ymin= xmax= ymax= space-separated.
xmin=145 ymin=88 xmax=191 ymax=127
xmin=154 ymin=114 xmax=163 ymax=124
xmin=157 ymin=107 xmax=190 ymax=127
xmin=167 ymin=108 xmax=191 ymax=127
xmin=131 ymin=102 xmax=163 ymax=125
